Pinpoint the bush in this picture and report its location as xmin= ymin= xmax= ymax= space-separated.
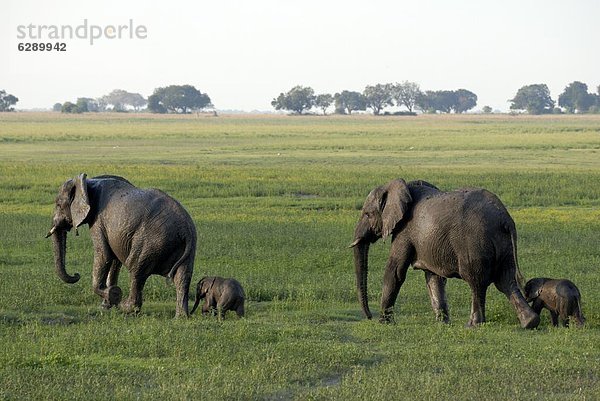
xmin=61 ymin=102 xmax=83 ymax=113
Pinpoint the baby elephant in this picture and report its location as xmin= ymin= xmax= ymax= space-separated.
xmin=191 ymin=276 xmax=245 ymax=318
xmin=524 ymin=278 xmax=585 ymax=328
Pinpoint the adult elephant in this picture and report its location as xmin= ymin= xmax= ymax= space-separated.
xmin=350 ymin=178 xmax=539 ymax=329
xmin=46 ymin=174 xmax=196 ymax=317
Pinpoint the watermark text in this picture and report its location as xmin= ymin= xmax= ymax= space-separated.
xmin=16 ymin=19 xmax=147 ymax=45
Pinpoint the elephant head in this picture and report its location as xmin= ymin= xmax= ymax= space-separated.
xmin=46 ymin=173 xmax=91 ymax=284
xmin=350 ymin=178 xmax=413 ymax=319
xmin=190 ymin=277 xmax=216 ymax=314
xmin=523 ymin=278 xmax=547 ymax=302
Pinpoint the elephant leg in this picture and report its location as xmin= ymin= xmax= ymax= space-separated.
xmin=203 ymin=295 xmax=217 ymax=316
xmin=107 ymin=260 xmax=121 ymax=288
xmin=466 ymin=281 xmax=488 ymax=327
xmin=92 ymin=243 xmax=122 ymax=308
xmin=101 ymin=260 xmax=123 ymax=309
xmin=217 ymin=298 xmax=232 ymax=319
xmin=380 ymin=242 xmax=413 ymax=323
xmin=235 ymin=302 xmax=245 ymax=318
xmin=549 ymin=311 xmax=560 ymax=327
xmin=531 ymin=299 xmax=543 ymax=315
xmin=493 ymin=264 xmax=540 ymax=329
xmin=574 ymin=310 xmax=585 ymax=328
xmin=121 ymin=274 xmax=148 ymax=314
xmin=425 ymin=271 xmax=449 ymax=323
xmin=173 ymin=264 xmax=191 ymax=318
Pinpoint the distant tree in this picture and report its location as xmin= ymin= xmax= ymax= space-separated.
xmin=334 ymin=90 xmax=367 ymax=114
xmin=75 ymin=98 xmax=89 ymax=113
xmin=439 ymin=90 xmax=459 ymax=113
xmin=0 ymin=90 xmax=19 ymax=112
xmin=52 ymin=103 xmax=62 ymax=112
xmin=314 ymin=93 xmax=334 ymax=115
xmin=482 ymin=105 xmax=493 ymax=114
xmin=101 ymin=89 xmax=128 ymax=111
xmin=414 ymin=88 xmax=477 ymax=114
xmin=392 ymin=81 xmax=422 ymax=112
xmin=101 ymin=89 xmax=147 ymax=112
xmin=61 ymin=101 xmax=82 ymax=113
xmin=147 ymin=94 xmax=167 ymax=114
xmin=452 ymin=89 xmax=478 ymax=113
xmin=591 ymin=85 xmax=600 ymax=114
xmin=510 ymin=84 xmax=555 ymax=114
xmin=558 ymin=81 xmax=595 ymax=113
xmin=96 ymin=97 xmax=108 ymax=112
xmin=78 ymin=98 xmax=99 ymax=112
xmin=415 ymin=91 xmax=437 ymax=113
xmin=271 ymin=86 xmax=315 ymax=114
xmin=126 ymin=93 xmax=147 ymax=111
xmin=363 ymin=84 xmax=393 ymax=115
xmin=420 ymin=90 xmax=456 ymax=113
xmin=148 ymin=85 xmax=212 ymax=114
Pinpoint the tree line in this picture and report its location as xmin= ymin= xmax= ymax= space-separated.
xmin=271 ymin=82 xmax=478 ymax=115
xmin=53 ymin=85 xmax=212 ymax=114
xmin=510 ymin=82 xmax=600 ymax=114
xmin=1 ymin=80 xmax=599 ymax=115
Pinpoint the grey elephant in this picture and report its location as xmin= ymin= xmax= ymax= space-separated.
xmin=524 ymin=278 xmax=585 ymax=327
xmin=351 ymin=178 xmax=540 ymax=329
xmin=47 ymin=174 xmax=197 ymax=317
xmin=191 ymin=276 xmax=245 ymax=318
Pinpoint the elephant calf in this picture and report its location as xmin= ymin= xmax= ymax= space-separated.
xmin=191 ymin=276 xmax=245 ymax=319
xmin=524 ymin=278 xmax=585 ymax=327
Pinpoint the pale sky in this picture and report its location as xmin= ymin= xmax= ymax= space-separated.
xmin=2 ymin=0 xmax=599 ymax=111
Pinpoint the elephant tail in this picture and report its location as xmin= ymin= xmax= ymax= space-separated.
xmin=507 ymin=222 xmax=525 ymax=292
xmin=167 ymin=233 xmax=195 ymax=281
xmin=575 ymin=296 xmax=586 ymax=325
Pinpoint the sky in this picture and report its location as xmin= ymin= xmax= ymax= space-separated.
xmin=2 ymin=0 xmax=599 ymax=112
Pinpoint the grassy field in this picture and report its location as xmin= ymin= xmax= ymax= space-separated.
xmin=0 ymin=112 xmax=599 ymax=400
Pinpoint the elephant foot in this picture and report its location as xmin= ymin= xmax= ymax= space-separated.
xmin=509 ymin=292 xmax=540 ymax=329
xmin=465 ymin=316 xmax=485 ymax=328
xmin=108 ymin=286 xmax=123 ymax=306
xmin=100 ymin=286 xmax=122 ymax=309
xmin=435 ymin=310 xmax=450 ymax=324
xmin=174 ymin=308 xmax=190 ymax=319
xmin=120 ymin=300 xmax=141 ymax=315
xmin=519 ymin=310 xmax=540 ymax=330
xmin=379 ymin=310 xmax=396 ymax=324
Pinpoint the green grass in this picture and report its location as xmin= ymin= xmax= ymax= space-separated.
xmin=0 ymin=113 xmax=599 ymax=400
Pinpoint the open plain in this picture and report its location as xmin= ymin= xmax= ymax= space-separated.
xmin=1 ymin=113 xmax=599 ymax=400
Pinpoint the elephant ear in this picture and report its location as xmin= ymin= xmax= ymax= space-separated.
xmin=381 ymin=178 xmax=412 ymax=240
xmin=71 ymin=173 xmax=91 ymax=228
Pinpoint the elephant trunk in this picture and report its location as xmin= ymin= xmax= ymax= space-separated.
xmin=190 ymin=295 xmax=201 ymax=315
xmin=353 ymin=241 xmax=372 ymax=319
xmin=51 ymin=229 xmax=80 ymax=284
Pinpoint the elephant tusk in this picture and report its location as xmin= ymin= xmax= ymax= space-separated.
xmin=348 ymin=238 xmax=361 ymax=248
xmin=45 ymin=226 xmax=57 ymax=238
